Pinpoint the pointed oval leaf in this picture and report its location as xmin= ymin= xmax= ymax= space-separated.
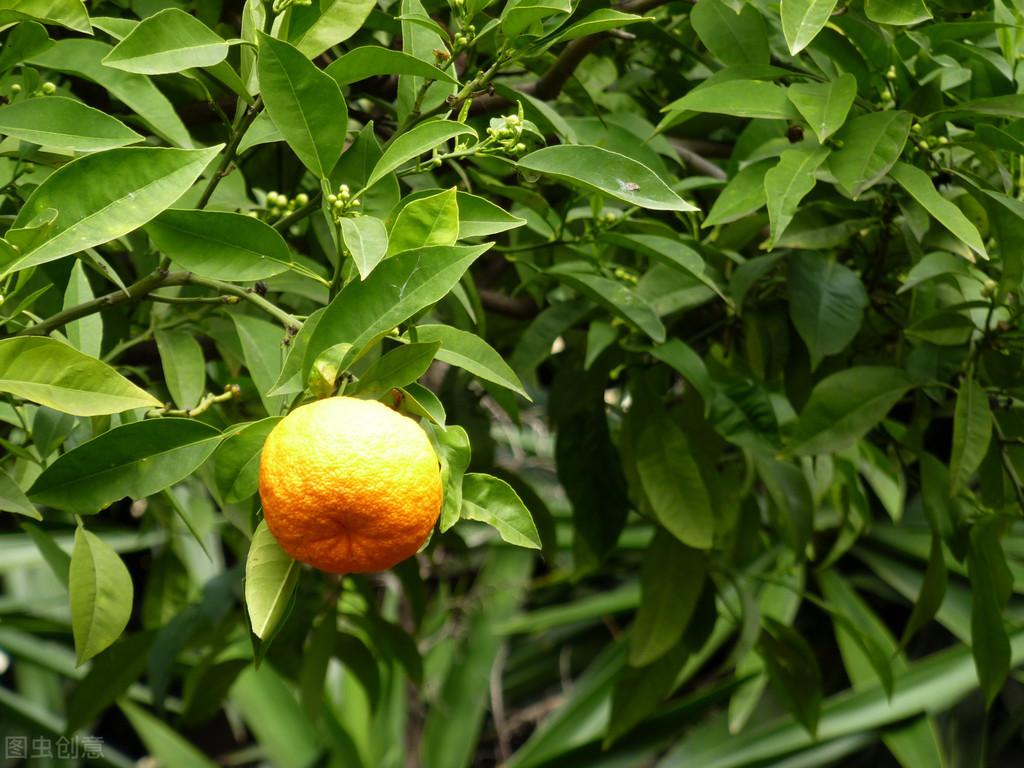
xmin=549 ymin=263 xmax=666 ymax=342
xmin=387 ymin=188 xmax=459 ymax=255
xmin=0 ymin=97 xmax=143 ymax=152
xmin=950 ymin=376 xmax=993 ymax=495
xmin=461 ymin=473 xmax=541 ymax=548
xmin=415 ymin=324 xmax=529 ymax=398
xmin=326 ymin=46 xmax=458 ymax=85
xmin=0 ymin=468 xmax=40 ymax=520
xmin=288 ymin=0 xmax=378 ymax=57
xmin=781 ymin=0 xmax=839 ymax=54
xmin=30 ymin=419 xmax=223 ymax=514
xmin=103 ymin=8 xmax=229 ymax=74
xmin=787 ymin=252 xmax=868 ymax=369
xmin=518 ymin=145 xmax=698 ymax=212
xmin=4 ymin=145 xmax=222 ymax=276
xmin=367 ymin=120 xmax=477 ymax=189
xmin=0 ymin=337 xmax=160 ymax=415
xmin=70 ymin=527 xmax=134 ymax=665
xmin=213 ymin=418 xmax=281 ymax=503
xmin=830 ymin=111 xmax=911 ymax=199
xmin=340 ymin=215 xmax=389 ymax=279
xmin=245 ymin=520 xmax=299 ymax=639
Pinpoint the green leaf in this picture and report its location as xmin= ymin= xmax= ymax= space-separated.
xmin=704 ymin=159 xmax=772 ymax=227
xmin=501 ymin=0 xmax=571 ymax=38
xmin=63 ymin=261 xmax=102 ymax=358
xmin=213 ymin=418 xmax=281 ymax=503
xmin=0 ymin=96 xmax=142 ymax=152
xmin=366 ymin=120 xmax=476 ymax=189
xmin=257 ymin=32 xmax=347 ymax=179
xmin=3 ymin=145 xmax=221 ymax=276
xmin=67 ymin=631 xmax=153 ymax=734
xmin=432 ymin=424 xmax=470 ymax=532
xmin=636 ymin=418 xmax=714 ymax=550
xmin=900 ymin=535 xmax=948 ymax=647
xmin=30 ymin=419 xmax=222 ymax=514
xmin=787 ymin=73 xmax=857 ymax=142
xmin=351 ymin=341 xmax=440 ymax=397
xmin=605 ymin=233 xmax=728 ymax=304
xmin=414 ymin=324 xmax=528 ymax=398
xmin=0 ymin=0 xmax=90 ymax=34
xmin=865 ymin=0 xmax=932 ymax=25
xmin=0 ymin=467 xmax=40 ymax=520
xmin=548 ymin=263 xmax=665 ymax=342
xmin=830 ymin=111 xmax=911 ymax=199
xmin=553 ymin=9 xmax=649 ymax=43
xmin=690 ymin=1 xmax=769 ymax=67
xmin=70 ymin=526 xmax=134 ymax=665
xmin=388 ymin=188 xmax=459 ymax=255
xmin=103 ymin=8 xmax=229 ymax=74
xmin=781 ymin=0 xmax=839 ymax=54
xmin=760 ymin=617 xmax=823 ymax=735
xmin=245 ymin=520 xmax=299 ymax=640
xmin=288 ymin=0 xmax=378 ymax=58
xmin=968 ymin=520 xmax=1012 ymax=708
xmin=949 ymin=375 xmax=993 ymax=495
xmin=155 ymin=329 xmax=206 ymax=410
xmin=28 ymin=39 xmax=192 ymax=148
xmin=303 ymin=243 xmax=491 ymax=377
xmin=764 ymin=146 xmax=829 ymax=247
xmin=232 ymin=314 xmax=288 ymax=416
xmin=456 ymin=191 xmax=526 ymax=237
xmin=147 ymin=209 xmax=300 ymax=282
xmin=0 ymin=337 xmax=160 ymax=415
xmin=325 ymin=46 xmax=458 ymax=85
xmin=402 ymin=381 xmax=447 ymax=427
xmin=788 ymin=367 xmax=916 ymax=455
xmin=787 ymin=251 xmax=868 ymax=368
xmin=664 ymin=79 xmax=798 ymax=120
xmin=889 ymin=162 xmax=987 ymax=261
xmin=339 ymin=215 xmax=389 ymax=279
xmin=461 ymin=473 xmax=541 ymax=548
xmin=629 ymin=529 xmax=706 ymax=666
xmin=121 ymin=700 xmax=219 ymax=768
xmin=518 ymin=145 xmax=698 ymax=212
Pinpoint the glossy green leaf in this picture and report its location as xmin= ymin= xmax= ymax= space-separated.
xmin=213 ymin=418 xmax=281 ymax=503
xmin=690 ymin=2 xmax=769 ymax=66
xmin=629 ymin=529 xmax=705 ymax=666
xmin=764 ymin=146 xmax=829 ymax=247
xmin=258 ymin=32 xmax=347 ymax=178
xmin=232 ymin=314 xmax=288 ymax=416
xmin=147 ymin=209 xmax=300 ymax=281
xmin=4 ymin=145 xmax=221 ymax=275
xmin=245 ymin=520 xmax=299 ymax=640
xmin=830 ymin=111 xmax=911 ymax=198
xmin=0 ymin=0 xmax=90 ymax=34
xmin=63 ymin=260 xmax=101 ymax=358
xmin=121 ymin=700 xmax=219 ymax=768
xmin=548 ymin=263 xmax=665 ymax=342
xmin=30 ymin=419 xmax=222 ymax=514
xmin=388 ymin=188 xmax=459 ymax=255
xmin=968 ymin=520 xmax=1012 ymax=708
xmin=0 ymin=468 xmax=40 ymax=520
xmin=103 ymin=9 xmax=229 ymax=74
xmin=866 ymin=0 xmax=931 ymax=25
xmin=303 ymin=243 xmax=490 ymax=376
xmin=28 ymin=39 xmax=192 ymax=147
xmin=501 ymin=0 xmax=571 ymax=38
xmin=949 ymin=375 xmax=993 ymax=495
xmin=0 ymin=337 xmax=160 ymax=415
xmin=781 ymin=0 xmax=839 ymax=54
xmin=351 ymin=341 xmax=440 ymax=397
xmin=432 ymin=424 xmax=470 ymax=532
xmin=0 ymin=97 xmax=142 ymax=152
xmin=636 ymin=418 xmax=714 ymax=549
xmin=664 ymin=80 xmax=798 ymax=120
xmin=889 ymin=162 xmax=988 ymax=261
xmin=787 ymin=73 xmax=857 ymax=142
xmin=788 ymin=367 xmax=916 ymax=455
xmin=461 ymin=473 xmax=541 ymax=548
xmin=518 ymin=145 xmax=698 ymax=212
xmin=553 ymin=9 xmax=648 ymax=43
xmin=455 ymin=191 xmax=526 ymax=237
xmin=704 ymin=159 xmax=772 ymax=227
xmin=367 ymin=120 xmax=476 ymax=188
xmin=900 ymin=535 xmax=948 ymax=648
xmin=340 ymin=215 xmax=389 ymax=279
xmin=414 ymin=324 xmax=528 ymax=398
xmin=288 ymin=0 xmax=378 ymax=58
xmin=325 ymin=46 xmax=457 ymax=85
xmin=787 ymin=251 xmax=868 ymax=369
xmin=155 ymin=329 xmax=205 ymax=410
xmin=70 ymin=526 xmax=133 ymax=665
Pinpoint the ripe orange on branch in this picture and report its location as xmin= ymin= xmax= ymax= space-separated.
xmin=258 ymin=396 xmax=443 ymax=573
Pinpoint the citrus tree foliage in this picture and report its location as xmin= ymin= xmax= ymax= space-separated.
xmin=1 ymin=0 xmax=1024 ymax=766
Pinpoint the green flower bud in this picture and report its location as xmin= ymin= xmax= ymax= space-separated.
xmin=917 ymin=140 xmax=929 ymax=151
xmin=295 ymin=192 xmax=309 ymax=206
xmin=41 ymin=82 xmax=56 ymax=94
xmin=10 ymin=84 xmax=20 ymax=94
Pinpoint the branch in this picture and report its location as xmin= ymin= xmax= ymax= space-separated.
xmin=195 ymin=99 xmax=262 ymax=210
xmin=18 ymin=270 xmax=301 ymax=337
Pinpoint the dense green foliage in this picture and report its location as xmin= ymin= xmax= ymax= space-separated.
xmin=1 ymin=0 xmax=1023 ymax=766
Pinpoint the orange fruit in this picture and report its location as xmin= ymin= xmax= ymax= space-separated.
xmin=258 ymin=396 xmax=443 ymax=573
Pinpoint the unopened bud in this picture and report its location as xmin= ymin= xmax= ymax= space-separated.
xmin=295 ymin=192 xmax=309 ymax=206
xmin=10 ymin=84 xmax=20 ymax=94
xmin=41 ymin=82 xmax=56 ymax=94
